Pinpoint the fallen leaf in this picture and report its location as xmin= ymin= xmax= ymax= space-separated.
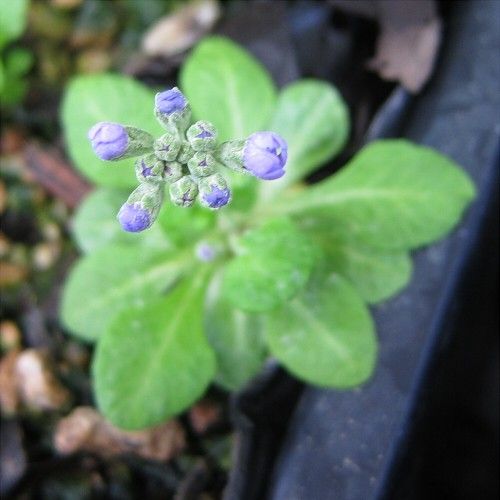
xmin=331 ymin=0 xmax=441 ymax=93
xmin=189 ymin=399 xmax=221 ymax=434
xmin=0 ymin=261 xmax=28 ymax=287
xmin=54 ymin=407 xmax=186 ymax=461
xmin=0 ymin=350 xmax=21 ymax=414
xmin=0 ymin=181 xmax=7 ymax=214
xmin=24 ymin=143 xmax=91 ymax=208
xmin=142 ymin=0 xmax=220 ymax=58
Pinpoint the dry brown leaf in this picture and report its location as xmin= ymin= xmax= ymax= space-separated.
xmin=0 ymin=181 xmax=7 ymax=214
xmin=0 ymin=350 xmax=21 ymax=414
xmin=189 ymin=400 xmax=221 ymax=434
xmin=331 ymin=0 xmax=441 ymax=93
xmin=23 ymin=143 xmax=91 ymax=209
xmin=54 ymin=407 xmax=186 ymax=461
xmin=142 ymin=0 xmax=220 ymax=58
xmin=0 ymin=261 xmax=28 ymax=287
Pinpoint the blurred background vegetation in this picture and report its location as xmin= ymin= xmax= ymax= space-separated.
xmin=1 ymin=1 xmax=236 ymax=498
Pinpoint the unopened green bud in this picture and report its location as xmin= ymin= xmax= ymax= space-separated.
xmin=177 ymin=141 xmax=195 ymax=164
xmin=154 ymin=132 xmax=181 ymax=162
xmin=135 ymin=154 xmax=166 ymax=184
xmin=187 ymin=152 xmax=217 ymax=178
xmin=216 ymin=139 xmax=247 ymax=174
xmin=186 ymin=121 xmax=217 ymax=152
xmin=169 ymin=175 xmax=198 ymax=207
xmin=163 ymin=161 xmax=183 ymax=184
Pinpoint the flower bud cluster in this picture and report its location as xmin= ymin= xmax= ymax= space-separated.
xmin=88 ymin=87 xmax=288 ymax=232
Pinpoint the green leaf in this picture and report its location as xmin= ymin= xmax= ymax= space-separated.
xmin=180 ymin=36 xmax=277 ymax=142
xmin=4 ymin=47 xmax=33 ymax=75
xmin=0 ymin=0 xmax=28 ymax=49
xmin=266 ymin=272 xmax=377 ymax=388
xmin=260 ymin=80 xmax=349 ymax=198
xmin=204 ymin=272 xmax=267 ymax=390
xmin=222 ymin=218 xmax=317 ymax=312
xmin=61 ymin=73 xmax=163 ymax=188
xmin=72 ymin=187 xmax=169 ymax=253
xmin=277 ymin=140 xmax=476 ymax=250
xmin=0 ymin=47 xmax=32 ymax=105
xmin=157 ymin=202 xmax=215 ymax=248
xmin=324 ymin=244 xmax=411 ymax=304
xmin=0 ymin=72 xmax=28 ymax=105
xmin=61 ymin=244 xmax=189 ymax=342
xmin=300 ymin=217 xmax=412 ymax=303
xmin=93 ymin=272 xmax=215 ymax=429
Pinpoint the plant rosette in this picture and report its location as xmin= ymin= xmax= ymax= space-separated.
xmin=61 ymin=36 xmax=475 ymax=430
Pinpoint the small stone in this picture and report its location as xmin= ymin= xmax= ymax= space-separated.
xmin=0 ymin=321 xmax=22 ymax=351
xmin=32 ymin=242 xmax=60 ymax=271
xmin=0 ymin=234 xmax=10 ymax=258
xmin=15 ymin=349 xmax=71 ymax=411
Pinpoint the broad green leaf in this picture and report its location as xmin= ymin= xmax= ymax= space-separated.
xmin=62 ymin=73 xmax=163 ymax=188
xmin=222 ymin=218 xmax=317 ymax=312
xmin=93 ymin=272 xmax=215 ymax=429
xmin=275 ymin=140 xmax=476 ymax=250
xmin=324 ymin=243 xmax=411 ymax=304
xmin=260 ymin=80 xmax=349 ymax=198
xmin=180 ymin=36 xmax=277 ymax=142
xmin=72 ymin=187 xmax=169 ymax=253
xmin=61 ymin=244 xmax=189 ymax=342
xmin=299 ymin=217 xmax=412 ymax=303
xmin=158 ymin=202 xmax=215 ymax=248
xmin=205 ymin=273 xmax=267 ymax=390
xmin=0 ymin=0 xmax=28 ymax=49
xmin=266 ymin=272 xmax=377 ymax=388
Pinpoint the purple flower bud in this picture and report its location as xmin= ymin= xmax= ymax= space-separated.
xmin=88 ymin=122 xmax=128 ymax=160
xmin=155 ymin=87 xmax=187 ymax=115
xmin=203 ymin=186 xmax=231 ymax=208
xmin=117 ymin=203 xmax=151 ymax=232
xmin=243 ymin=132 xmax=287 ymax=180
xmin=117 ymin=182 xmax=163 ymax=232
xmin=195 ymin=242 xmax=217 ymax=262
xmin=199 ymin=174 xmax=231 ymax=209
